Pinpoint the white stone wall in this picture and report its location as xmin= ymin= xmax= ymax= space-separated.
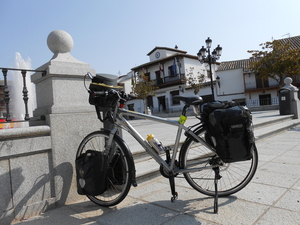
xmin=0 ymin=126 xmax=54 ymax=224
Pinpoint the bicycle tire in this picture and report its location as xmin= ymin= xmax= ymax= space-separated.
xmin=180 ymin=127 xmax=258 ymax=196
xmin=76 ymin=130 xmax=132 ymax=206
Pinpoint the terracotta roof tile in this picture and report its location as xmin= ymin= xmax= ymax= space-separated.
xmin=279 ymin=35 xmax=300 ymax=50
xmin=217 ymin=58 xmax=258 ymax=71
xmin=218 ymin=35 xmax=300 ymax=71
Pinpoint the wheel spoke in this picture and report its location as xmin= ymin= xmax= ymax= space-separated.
xmin=180 ymin=128 xmax=258 ymax=196
xmin=76 ymin=131 xmax=132 ymax=206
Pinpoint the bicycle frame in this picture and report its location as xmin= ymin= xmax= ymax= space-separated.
xmin=105 ymin=105 xmax=217 ymax=175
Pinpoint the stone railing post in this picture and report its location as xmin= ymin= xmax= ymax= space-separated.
xmin=31 ymin=30 xmax=101 ymax=205
xmin=279 ymin=77 xmax=300 ymax=119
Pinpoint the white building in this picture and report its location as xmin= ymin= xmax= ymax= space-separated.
xmin=119 ymin=35 xmax=300 ymax=114
xmin=123 ymin=46 xmax=219 ymax=114
xmin=215 ymin=58 xmax=280 ymax=109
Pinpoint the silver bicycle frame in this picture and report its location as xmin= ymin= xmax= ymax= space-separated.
xmin=107 ymin=106 xmax=216 ymax=174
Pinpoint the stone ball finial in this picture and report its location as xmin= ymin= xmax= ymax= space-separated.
xmin=47 ymin=30 xmax=74 ymax=54
xmin=284 ymin=77 xmax=293 ymax=85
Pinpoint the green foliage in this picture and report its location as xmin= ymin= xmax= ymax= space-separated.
xmin=248 ymin=40 xmax=300 ymax=85
xmin=185 ymin=67 xmax=205 ymax=94
xmin=131 ymin=77 xmax=158 ymax=100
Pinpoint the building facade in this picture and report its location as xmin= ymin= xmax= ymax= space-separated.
xmin=124 ymin=46 xmax=219 ymax=114
xmin=119 ymin=35 xmax=300 ymax=114
xmin=215 ymin=58 xmax=280 ymax=108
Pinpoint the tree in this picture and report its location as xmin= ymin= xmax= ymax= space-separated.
xmin=131 ymin=73 xmax=158 ymax=113
xmin=185 ymin=67 xmax=205 ymax=94
xmin=248 ymin=39 xmax=300 ymax=86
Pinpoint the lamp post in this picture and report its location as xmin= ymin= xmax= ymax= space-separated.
xmin=197 ymin=37 xmax=222 ymax=101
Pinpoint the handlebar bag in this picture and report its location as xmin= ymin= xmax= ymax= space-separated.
xmin=206 ymin=105 xmax=254 ymax=163
xmin=76 ymin=150 xmax=108 ymax=196
xmin=89 ymin=83 xmax=115 ymax=108
xmin=88 ymin=82 xmax=122 ymax=110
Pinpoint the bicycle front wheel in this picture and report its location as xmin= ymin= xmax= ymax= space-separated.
xmin=76 ymin=130 xmax=132 ymax=206
xmin=180 ymin=128 xmax=258 ymax=196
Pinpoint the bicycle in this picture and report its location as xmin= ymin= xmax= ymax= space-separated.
xmin=76 ymin=72 xmax=258 ymax=213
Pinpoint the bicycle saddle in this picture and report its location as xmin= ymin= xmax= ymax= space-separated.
xmin=172 ymin=95 xmax=203 ymax=106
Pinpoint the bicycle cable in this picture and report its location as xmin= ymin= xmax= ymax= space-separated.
xmin=84 ymin=73 xmax=90 ymax=92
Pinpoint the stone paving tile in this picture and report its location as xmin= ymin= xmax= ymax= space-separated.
xmin=193 ymin=198 xmax=269 ymax=225
xmin=258 ymin=142 xmax=297 ymax=150
xmin=252 ymin=169 xmax=299 ymax=188
xmin=259 ymin=162 xmax=300 ymax=176
xmin=292 ymin=178 xmax=300 ymax=191
xmin=163 ymin=213 xmax=218 ymax=225
xmin=128 ymin=177 xmax=170 ymax=199
xmin=233 ymin=182 xmax=287 ymax=206
xmin=12 ymin=205 xmax=94 ymax=225
xmin=257 ymin=153 xmax=278 ymax=162
xmin=257 ymin=147 xmax=288 ymax=156
xmin=272 ymin=154 xmax=300 ymax=165
xmin=290 ymin=145 xmax=300 ymax=151
xmin=140 ymin=184 xmax=209 ymax=214
xmin=66 ymin=195 xmax=137 ymax=220
xmin=256 ymin=207 xmax=300 ymax=225
xmin=95 ymin=200 xmax=179 ymax=225
xmin=284 ymin=148 xmax=300 ymax=157
xmin=274 ymin=189 xmax=300 ymax=213
xmin=11 ymin=116 xmax=300 ymax=225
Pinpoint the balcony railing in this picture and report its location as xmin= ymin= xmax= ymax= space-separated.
xmin=0 ymin=67 xmax=46 ymax=123
xmin=154 ymin=74 xmax=185 ymax=87
xmin=246 ymin=97 xmax=279 ymax=107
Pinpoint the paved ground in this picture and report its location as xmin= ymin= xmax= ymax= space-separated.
xmin=12 ymin=111 xmax=300 ymax=225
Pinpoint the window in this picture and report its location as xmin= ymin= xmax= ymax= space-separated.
xmin=255 ymin=75 xmax=269 ymax=88
xmin=168 ymin=65 xmax=177 ymax=77
xmin=157 ymin=96 xmax=166 ymax=112
xmin=155 ymin=70 xmax=163 ymax=85
xmin=170 ymin=90 xmax=180 ymax=105
xmin=146 ymin=96 xmax=153 ymax=108
xmin=145 ymin=72 xmax=150 ymax=81
xmin=259 ymin=94 xmax=271 ymax=105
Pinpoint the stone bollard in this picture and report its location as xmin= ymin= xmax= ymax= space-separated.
xmin=279 ymin=77 xmax=300 ymax=119
xmin=31 ymin=30 xmax=101 ymax=205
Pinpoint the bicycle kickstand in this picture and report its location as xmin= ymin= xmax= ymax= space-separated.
xmin=169 ymin=172 xmax=178 ymax=203
xmin=213 ymin=167 xmax=222 ymax=214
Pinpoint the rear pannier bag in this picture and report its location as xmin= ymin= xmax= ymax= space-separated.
xmin=201 ymin=102 xmax=254 ymax=163
xmin=75 ymin=150 xmax=108 ymax=196
xmin=107 ymin=148 xmax=126 ymax=185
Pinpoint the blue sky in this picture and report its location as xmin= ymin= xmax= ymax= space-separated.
xmin=1 ymin=0 xmax=300 ymax=77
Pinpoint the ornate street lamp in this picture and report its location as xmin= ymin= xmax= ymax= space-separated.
xmin=197 ymin=37 xmax=222 ymax=101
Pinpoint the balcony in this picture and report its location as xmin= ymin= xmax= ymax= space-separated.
xmin=154 ymin=74 xmax=185 ymax=88
xmin=246 ymin=97 xmax=279 ymax=107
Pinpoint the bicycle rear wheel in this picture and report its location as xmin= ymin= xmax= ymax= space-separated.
xmin=180 ymin=128 xmax=258 ymax=196
xmin=76 ymin=130 xmax=132 ymax=206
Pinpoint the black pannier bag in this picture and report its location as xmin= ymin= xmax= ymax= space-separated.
xmin=88 ymin=83 xmax=118 ymax=109
xmin=75 ymin=150 xmax=108 ymax=196
xmin=88 ymin=74 xmax=121 ymax=109
xmin=201 ymin=102 xmax=254 ymax=163
xmin=107 ymin=148 xmax=126 ymax=185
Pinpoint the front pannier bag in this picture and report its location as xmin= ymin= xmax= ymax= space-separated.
xmin=88 ymin=74 xmax=123 ymax=109
xmin=75 ymin=150 xmax=108 ymax=196
xmin=202 ymin=102 xmax=254 ymax=163
xmin=88 ymin=83 xmax=119 ymax=109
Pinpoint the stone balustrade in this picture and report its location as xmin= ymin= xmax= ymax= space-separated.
xmin=0 ymin=30 xmax=101 ymax=224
